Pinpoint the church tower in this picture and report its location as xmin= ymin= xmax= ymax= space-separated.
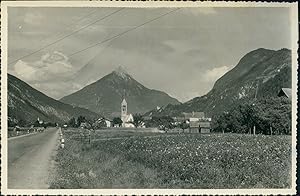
xmin=121 ymin=98 xmax=127 ymax=124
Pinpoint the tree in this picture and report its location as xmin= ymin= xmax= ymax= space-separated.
xmin=180 ymin=121 xmax=189 ymax=132
xmin=34 ymin=119 xmax=42 ymax=127
xmin=92 ymin=118 xmax=107 ymax=129
xmin=255 ymin=97 xmax=291 ymax=135
xmin=68 ymin=117 xmax=76 ymax=127
xmin=212 ymin=97 xmax=291 ymax=135
xmin=8 ymin=117 xmax=18 ymax=127
xmin=18 ymin=118 xmax=27 ymax=127
xmin=212 ymin=112 xmax=228 ymax=133
xmin=132 ymin=114 xmax=144 ymax=128
xmin=113 ymin=117 xmax=123 ymax=127
xmin=77 ymin=116 xmax=86 ymax=127
xmin=237 ymin=102 xmax=260 ymax=133
xmin=145 ymin=116 xmax=174 ymax=129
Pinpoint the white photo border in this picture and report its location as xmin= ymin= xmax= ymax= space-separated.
xmin=1 ymin=1 xmax=298 ymax=195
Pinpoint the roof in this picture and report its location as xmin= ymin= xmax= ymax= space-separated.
xmin=189 ymin=121 xmax=211 ymax=128
xmin=183 ymin=112 xmax=205 ymax=119
xmin=172 ymin=117 xmax=185 ymax=121
xmin=278 ymin=88 xmax=292 ymax=99
xmin=123 ymin=114 xmax=133 ymax=122
xmin=121 ymin=98 xmax=127 ymax=105
xmin=97 ymin=117 xmax=112 ymax=122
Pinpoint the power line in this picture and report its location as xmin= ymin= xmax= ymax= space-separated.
xmin=69 ymin=8 xmax=180 ymax=57
xmin=44 ymin=9 xmax=99 ymax=41
xmin=8 ymin=10 xmax=98 ymax=60
xmin=8 ymin=8 xmax=124 ymax=65
xmin=72 ymin=9 xmax=99 ymax=24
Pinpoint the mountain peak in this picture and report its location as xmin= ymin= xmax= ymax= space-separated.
xmin=113 ymin=66 xmax=129 ymax=79
xmin=60 ymin=65 xmax=180 ymax=117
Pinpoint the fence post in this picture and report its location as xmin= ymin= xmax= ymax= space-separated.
xmin=61 ymin=138 xmax=65 ymax=149
xmin=60 ymin=128 xmax=64 ymax=149
xmin=253 ymin=125 xmax=256 ymax=135
xmin=270 ymin=126 xmax=273 ymax=135
xmin=88 ymin=129 xmax=91 ymax=144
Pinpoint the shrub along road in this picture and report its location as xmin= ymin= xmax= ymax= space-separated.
xmin=8 ymin=127 xmax=59 ymax=188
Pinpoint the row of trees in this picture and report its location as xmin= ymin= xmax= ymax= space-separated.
xmin=9 ymin=97 xmax=291 ymax=136
xmin=67 ymin=116 xmax=87 ymax=128
xmin=143 ymin=116 xmax=190 ymax=131
xmin=67 ymin=114 xmax=145 ymax=129
xmin=212 ymin=97 xmax=291 ymax=135
xmin=144 ymin=116 xmax=175 ymax=129
xmin=8 ymin=117 xmax=57 ymax=128
xmin=8 ymin=117 xmax=27 ymax=127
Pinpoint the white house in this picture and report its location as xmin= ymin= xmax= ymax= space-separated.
xmin=278 ymin=88 xmax=292 ymax=100
xmin=37 ymin=117 xmax=43 ymax=125
xmin=93 ymin=117 xmax=112 ymax=128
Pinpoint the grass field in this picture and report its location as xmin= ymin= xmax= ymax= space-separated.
xmin=50 ymin=128 xmax=291 ymax=189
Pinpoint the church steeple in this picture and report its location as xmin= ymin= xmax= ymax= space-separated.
xmin=121 ymin=98 xmax=127 ymax=108
xmin=121 ymin=89 xmax=127 ymax=124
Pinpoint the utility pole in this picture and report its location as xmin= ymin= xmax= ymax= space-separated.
xmin=254 ymin=76 xmax=267 ymax=100
xmin=252 ymin=76 xmax=266 ymax=135
xmin=254 ymin=83 xmax=258 ymax=100
xmin=96 ymin=97 xmax=101 ymax=113
xmin=88 ymin=129 xmax=91 ymax=144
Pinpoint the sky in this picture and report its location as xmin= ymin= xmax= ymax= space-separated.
xmin=7 ymin=7 xmax=292 ymax=102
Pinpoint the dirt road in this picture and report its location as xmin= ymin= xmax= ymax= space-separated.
xmin=8 ymin=127 xmax=59 ymax=189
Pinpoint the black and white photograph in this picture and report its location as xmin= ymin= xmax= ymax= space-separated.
xmin=1 ymin=1 xmax=298 ymax=195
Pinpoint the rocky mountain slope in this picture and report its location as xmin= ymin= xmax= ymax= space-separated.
xmin=8 ymin=74 xmax=99 ymax=124
xmin=146 ymin=48 xmax=292 ymax=118
xmin=60 ymin=67 xmax=180 ymax=117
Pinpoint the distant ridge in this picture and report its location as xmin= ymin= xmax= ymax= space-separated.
xmin=145 ymin=48 xmax=292 ymax=117
xmin=8 ymin=74 xmax=99 ymax=124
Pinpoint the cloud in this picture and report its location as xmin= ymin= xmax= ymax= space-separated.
xmin=203 ymin=66 xmax=231 ymax=82
xmin=8 ymin=7 xmax=291 ymax=101
xmin=33 ymin=82 xmax=83 ymax=99
xmin=11 ymin=51 xmax=79 ymax=99
xmin=13 ymin=51 xmax=75 ymax=83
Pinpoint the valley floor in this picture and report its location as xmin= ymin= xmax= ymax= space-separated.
xmin=50 ymin=128 xmax=291 ymax=189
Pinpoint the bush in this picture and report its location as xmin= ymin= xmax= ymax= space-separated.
xmin=145 ymin=116 xmax=174 ymax=129
xmin=113 ymin=117 xmax=123 ymax=127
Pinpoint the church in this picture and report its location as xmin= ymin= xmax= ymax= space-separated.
xmin=121 ymin=98 xmax=135 ymax=128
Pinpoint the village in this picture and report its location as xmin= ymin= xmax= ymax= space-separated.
xmin=61 ymin=87 xmax=292 ymax=134
xmin=8 ymin=87 xmax=292 ymax=138
xmin=63 ymin=96 xmax=212 ymax=134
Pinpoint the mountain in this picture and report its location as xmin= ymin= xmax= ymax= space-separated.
xmin=146 ymin=48 xmax=292 ymax=118
xmin=60 ymin=66 xmax=180 ymax=117
xmin=8 ymin=74 xmax=99 ymax=124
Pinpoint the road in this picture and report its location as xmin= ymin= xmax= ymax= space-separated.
xmin=8 ymin=127 xmax=59 ymax=189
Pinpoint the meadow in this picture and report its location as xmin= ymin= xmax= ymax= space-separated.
xmin=50 ymin=128 xmax=291 ymax=189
